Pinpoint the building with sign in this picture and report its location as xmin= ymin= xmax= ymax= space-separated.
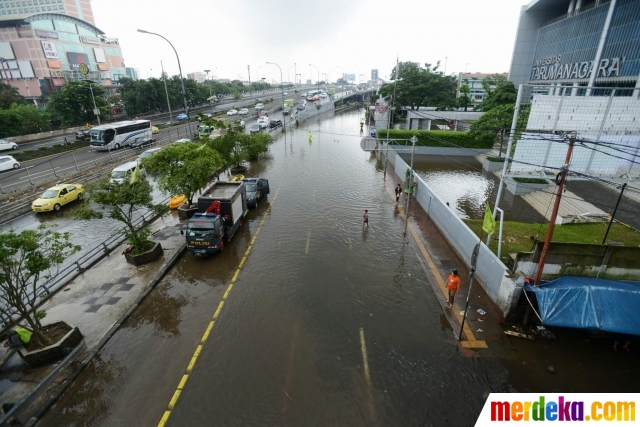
xmin=0 ymin=0 xmax=128 ymax=101
xmin=457 ymin=72 xmax=509 ymax=106
xmin=187 ymin=72 xmax=206 ymax=83
xmin=508 ymin=0 xmax=640 ymax=92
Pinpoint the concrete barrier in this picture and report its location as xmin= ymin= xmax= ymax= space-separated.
xmin=7 ymin=126 xmax=86 ymax=144
xmin=388 ymin=145 xmax=490 ymax=156
xmin=383 ymin=146 xmax=518 ymax=317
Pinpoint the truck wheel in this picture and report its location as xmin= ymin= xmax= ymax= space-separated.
xmin=219 ymin=241 xmax=224 ymax=251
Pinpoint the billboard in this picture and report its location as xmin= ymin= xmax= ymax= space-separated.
xmin=41 ymin=40 xmax=58 ymax=59
xmin=47 ymin=59 xmax=62 ymax=68
xmin=93 ymin=47 xmax=106 ymax=63
xmin=67 ymin=52 xmax=90 ymax=74
xmin=52 ymin=78 xmax=66 ymax=87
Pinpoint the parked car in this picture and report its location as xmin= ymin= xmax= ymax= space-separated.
xmin=238 ymin=108 xmax=249 ymax=115
xmin=227 ymin=109 xmax=238 ymax=116
xmin=282 ymin=92 xmax=288 ymax=96
xmin=110 ymin=161 xmax=141 ymax=184
xmin=0 ymin=139 xmax=18 ymax=151
xmin=197 ymin=113 xmax=212 ymax=121
xmin=257 ymin=117 xmax=269 ymax=129
xmin=75 ymin=130 xmax=90 ymax=141
xmin=151 ymin=126 xmax=159 ymax=134
xmin=320 ymin=93 xmax=327 ymax=98
xmin=255 ymin=103 xmax=264 ymax=110
xmin=269 ymin=120 xmax=283 ymax=129
xmin=137 ymin=147 xmax=162 ymax=163
xmin=242 ymin=178 xmax=270 ymax=208
xmin=256 ymin=98 xmax=263 ymax=102
xmin=297 ymin=103 xmax=306 ymax=110
xmin=0 ymin=155 xmax=19 ymax=172
xmin=258 ymin=110 xmax=269 ymax=118
xmin=249 ymin=124 xmax=261 ymax=134
xmin=31 ymin=184 xmax=84 ymax=212
xmin=283 ymin=107 xmax=291 ymax=115
xmin=173 ymin=138 xmax=191 ymax=144
xmin=231 ymin=120 xmax=245 ymax=131
xmin=176 ymin=113 xmax=188 ymax=121
xmin=129 ymin=136 xmax=156 ymax=149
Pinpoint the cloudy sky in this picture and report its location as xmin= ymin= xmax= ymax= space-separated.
xmin=92 ymin=0 xmax=529 ymax=83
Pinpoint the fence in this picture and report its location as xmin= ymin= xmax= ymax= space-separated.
xmin=508 ymin=84 xmax=640 ymax=179
xmin=0 ymin=123 xmax=197 ymax=196
xmin=381 ymin=144 xmax=519 ymax=316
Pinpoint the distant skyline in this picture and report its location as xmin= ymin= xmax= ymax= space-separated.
xmin=92 ymin=0 xmax=529 ymax=83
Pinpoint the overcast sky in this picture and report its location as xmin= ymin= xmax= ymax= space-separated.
xmin=92 ymin=0 xmax=529 ymax=83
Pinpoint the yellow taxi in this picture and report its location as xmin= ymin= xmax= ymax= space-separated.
xmin=31 ymin=184 xmax=85 ymax=212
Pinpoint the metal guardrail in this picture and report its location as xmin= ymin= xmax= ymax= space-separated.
xmin=0 ymin=192 xmax=171 ymax=331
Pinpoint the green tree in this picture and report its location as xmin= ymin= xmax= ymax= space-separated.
xmin=46 ymin=81 xmax=110 ymax=126
xmin=457 ymin=83 xmax=472 ymax=112
xmin=0 ymin=225 xmax=80 ymax=345
xmin=478 ymin=78 xmax=517 ymax=111
xmin=0 ymin=82 xmax=26 ymax=109
xmin=76 ymin=176 xmax=168 ymax=253
xmin=336 ymin=78 xmax=348 ymax=85
xmin=379 ymin=61 xmax=457 ymax=111
xmin=142 ymin=143 xmax=224 ymax=206
xmin=0 ymin=104 xmax=51 ymax=138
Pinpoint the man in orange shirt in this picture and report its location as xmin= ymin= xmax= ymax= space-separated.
xmin=446 ymin=269 xmax=460 ymax=308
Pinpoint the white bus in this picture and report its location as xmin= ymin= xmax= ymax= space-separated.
xmin=89 ymin=120 xmax=152 ymax=151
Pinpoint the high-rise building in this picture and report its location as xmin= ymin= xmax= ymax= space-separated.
xmin=125 ymin=68 xmax=138 ymax=80
xmin=187 ymin=72 xmax=206 ymax=83
xmin=0 ymin=0 xmax=128 ymax=100
xmin=371 ymin=69 xmax=378 ymax=81
xmin=509 ymin=0 xmax=639 ymax=90
xmin=457 ymin=72 xmax=508 ymax=106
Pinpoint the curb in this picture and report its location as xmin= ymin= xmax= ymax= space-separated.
xmin=25 ymin=242 xmax=187 ymax=426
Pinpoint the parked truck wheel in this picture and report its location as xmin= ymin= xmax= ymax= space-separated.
xmin=219 ymin=241 xmax=224 ymax=251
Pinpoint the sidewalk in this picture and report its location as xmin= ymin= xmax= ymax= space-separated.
xmin=382 ymin=177 xmax=514 ymax=358
xmin=0 ymin=210 xmax=186 ymax=423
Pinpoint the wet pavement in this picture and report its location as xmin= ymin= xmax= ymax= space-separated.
xmin=39 ymin=111 xmax=640 ymax=427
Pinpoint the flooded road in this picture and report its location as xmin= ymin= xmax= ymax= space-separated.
xmin=39 ymin=110 xmax=639 ymax=427
xmin=408 ymin=155 xmax=545 ymax=223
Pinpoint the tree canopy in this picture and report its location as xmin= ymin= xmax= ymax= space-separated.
xmin=142 ymin=142 xmax=224 ymax=205
xmin=0 ymin=104 xmax=51 ymax=138
xmin=45 ymin=81 xmax=110 ymax=126
xmin=457 ymin=83 xmax=472 ymax=112
xmin=0 ymin=82 xmax=26 ymax=109
xmin=0 ymin=225 xmax=80 ymax=345
xmin=379 ymin=61 xmax=457 ymax=110
xmin=477 ymin=76 xmax=517 ymax=111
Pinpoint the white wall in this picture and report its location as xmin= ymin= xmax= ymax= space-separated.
xmin=386 ymin=147 xmax=519 ymax=316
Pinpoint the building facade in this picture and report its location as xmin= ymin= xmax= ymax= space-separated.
xmin=187 ymin=71 xmax=206 ymax=83
xmin=509 ymin=0 xmax=640 ymax=92
xmin=371 ymin=69 xmax=378 ymax=81
xmin=457 ymin=72 xmax=509 ymax=106
xmin=0 ymin=0 xmax=127 ymax=101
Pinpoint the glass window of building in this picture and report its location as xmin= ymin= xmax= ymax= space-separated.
xmin=64 ymin=44 xmax=82 ymax=52
xmin=31 ymin=19 xmax=55 ymax=30
xmin=77 ymin=26 xmax=96 ymax=37
xmin=54 ymin=20 xmax=77 ymax=33
xmin=59 ymin=32 xmax=79 ymax=42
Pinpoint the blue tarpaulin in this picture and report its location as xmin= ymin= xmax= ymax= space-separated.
xmin=525 ymin=276 xmax=640 ymax=336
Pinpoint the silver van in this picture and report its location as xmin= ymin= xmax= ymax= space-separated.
xmin=110 ymin=161 xmax=141 ymax=184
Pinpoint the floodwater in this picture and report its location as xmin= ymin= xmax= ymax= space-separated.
xmin=39 ymin=110 xmax=640 ymax=427
xmin=406 ymin=155 xmax=546 ymax=223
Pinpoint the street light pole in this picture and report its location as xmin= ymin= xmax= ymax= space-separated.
xmin=88 ymin=83 xmax=100 ymax=125
xmin=309 ymin=64 xmax=319 ymax=91
xmin=138 ymin=29 xmax=192 ymax=141
xmin=161 ymin=60 xmax=172 ymax=123
xmin=147 ymin=69 xmax=153 ymax=79
xmin=267 ymin=62 xmax=286 ymax=134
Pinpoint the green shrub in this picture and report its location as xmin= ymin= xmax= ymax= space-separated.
xmin=22 ymin=149 xmax=33 ymax=155
xmin=378 ymin=129 xmax=494 ymax=149
xmin=52 ymin=143 xmax=62 ymax=148
xmin=487 ymin=156 xmax=505 ymax=162
xmin=513 ymin=177 xmax=549 ymax=184
xmin=38 ymin=146 xmax=49 ymax=151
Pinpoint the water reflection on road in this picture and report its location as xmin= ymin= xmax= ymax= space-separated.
xmin=39 ymin=110 xmax=572 ymax=427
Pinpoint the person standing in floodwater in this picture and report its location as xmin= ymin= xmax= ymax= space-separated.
xmin=363 ymin=210 xmax=369 ymax=228
xmin=308 ymin=132 xmax=312 ymax=143
xmin=446 ymin=269 xmax=460 ymax=308
xmin=395 ymin=184 xmax=402 ymax=203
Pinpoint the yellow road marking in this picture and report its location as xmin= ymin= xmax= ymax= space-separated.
xmin=223 ymin=284 xmax=234 ymax=300
xmin=305 ymin=231 xmax=311 ymax=254
xmin=200 ymin=321 xmax=215 ymax=343
xmin=157 ymin=181 xmax=283 ymax=426
xmin=168 ymin=390 xmax=181 ymax=410
xmin=384 ymin=184 xmax=486 ymax=348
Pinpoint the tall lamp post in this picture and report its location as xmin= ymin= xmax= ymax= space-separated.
xmin=309 ymin=64 xmax=319 ymax=91
xmin=81 ymin=79 xmax=101 ymax=125
xmin=146 ymin=69 xmax=153 ymax=79
xmin=266 ymin=62 xmax=285 ymax=130
xmin=161 ymin=60 xmax=172 ymax=123
xmin=137 ymin=29 xmax=192 ymax=140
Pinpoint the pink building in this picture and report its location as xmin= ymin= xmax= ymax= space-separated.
xmin=0 ymin=0 xmax=128 ymax=101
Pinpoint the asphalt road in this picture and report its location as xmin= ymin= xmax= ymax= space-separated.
xmin=0 ymin=89 xmax=358 ymax=193
xmin=9 ymin=85 xmax=321 ymax=154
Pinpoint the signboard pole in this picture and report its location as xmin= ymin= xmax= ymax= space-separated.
xmin=89 ymin=84 xmax=100 ymax=125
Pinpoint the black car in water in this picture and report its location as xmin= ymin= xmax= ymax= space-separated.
xmin=269 ymin=120 xmax=283 ymax=130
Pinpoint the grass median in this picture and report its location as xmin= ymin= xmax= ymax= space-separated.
xmin=464 ymin=219 xmax=640 ymax=258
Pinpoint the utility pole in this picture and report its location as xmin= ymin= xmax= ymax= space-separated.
xmin=534 ymin=132 xmax=576 ymax=285
xmin=88 ymin=84 xmax=100 ymax=125
xmin=602 ymin=183 xmax=627 ymax=244
xmin=161 ymin=60 xmax=172 ymax=123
